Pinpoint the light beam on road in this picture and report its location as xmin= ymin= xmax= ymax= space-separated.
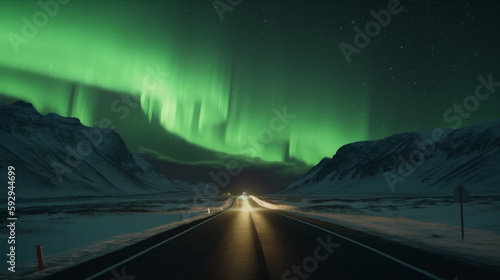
xmin=239 ymin=195 xmax=252 ymax=212
xmin=249 ymin=196 xmax=278 ymax=209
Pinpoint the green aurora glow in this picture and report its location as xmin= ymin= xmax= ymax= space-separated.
xmin=1 ymin=0 xmax=498 ymax=171
xmin=0 ymin=0 xmax=371 ymax=166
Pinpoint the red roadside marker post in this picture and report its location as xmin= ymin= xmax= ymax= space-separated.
xmin=36 ymin=244 xmax=44 ymax=271
xmin=454 ymin=185 xmax=470 ymax=240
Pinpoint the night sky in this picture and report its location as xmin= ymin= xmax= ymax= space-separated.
xmin=0 ymin=0 xmax=499 ymax=192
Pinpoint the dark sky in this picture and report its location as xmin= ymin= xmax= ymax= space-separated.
xmin=0 ymin=0 xmax=499 ymax=192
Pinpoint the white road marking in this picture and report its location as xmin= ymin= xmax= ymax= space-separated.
xmin=274 ymin=211 xmax=445 ymax=280
xmin=85 ymin=196 xmax=444 ymax=280
xmin=83 ymin=210 xmax=228 ymax=280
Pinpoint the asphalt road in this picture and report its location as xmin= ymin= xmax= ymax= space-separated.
xmin=43 ymin=196 xmax=500 ymax=280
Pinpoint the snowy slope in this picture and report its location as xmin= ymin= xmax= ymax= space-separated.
xmin=281 ymin=119 xmax=500 ymax=195
xmin=0 ymin=101 xmax=186 ymax=199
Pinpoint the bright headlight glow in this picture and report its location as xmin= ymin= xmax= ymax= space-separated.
xmin=249 ymin=196 xmax=278 ymax=210
xmin=239 ymin=195 xmax=252 ymax=212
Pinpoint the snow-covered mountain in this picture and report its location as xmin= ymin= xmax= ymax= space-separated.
xmin=0 ymin=101 xmax=187 ymax=199
xmin=281 ymin=119 xmax=500 ymax=196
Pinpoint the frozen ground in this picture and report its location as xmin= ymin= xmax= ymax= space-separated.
xmin=259 ymin=195 xmax=500 ymax=270
xmin=0 ymin=193 xmax=234 ymax=280
xmin=2 ymin=194 xmax=498 ymax=279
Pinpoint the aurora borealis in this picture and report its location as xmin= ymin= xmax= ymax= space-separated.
xmin=1 ymin=0 xmax=499 ymax=189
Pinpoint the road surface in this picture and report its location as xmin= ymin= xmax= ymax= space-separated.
xmin=43 ymin=196 xmax=499 ymax=280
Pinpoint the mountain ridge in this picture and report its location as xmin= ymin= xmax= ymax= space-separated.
xmin=0 ymin=100 xmax=187 ymax=199
xmin=280 ymin=119 xmax=500 ymax=195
